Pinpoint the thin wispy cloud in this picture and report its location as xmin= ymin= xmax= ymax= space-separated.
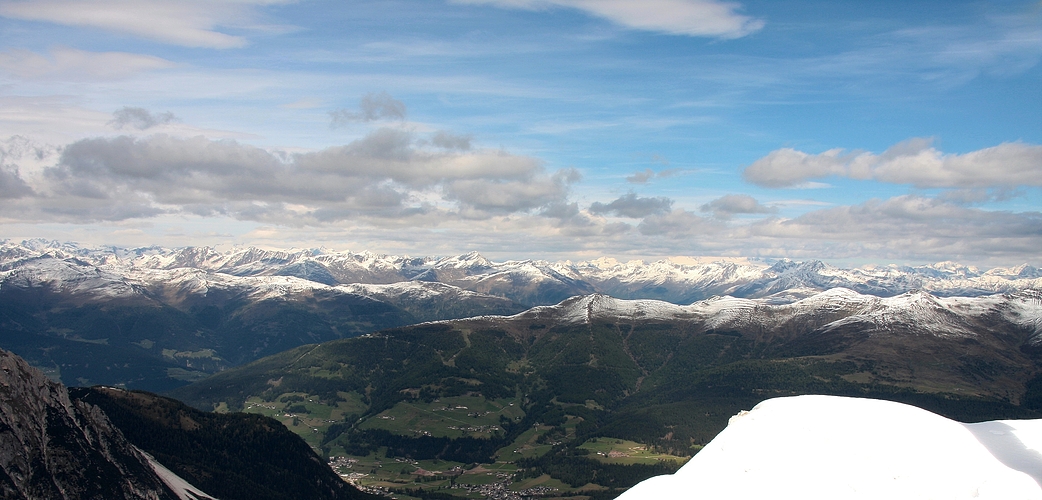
xmin=452 ymin=0 xmax=764 ymax=38
xmin=626 ymin=168 xmax=681 ymax=184
xmin=0 ymin=47 xmax=173 ymax=80
xmin=0 ymin=0 xmax=290 ymax=49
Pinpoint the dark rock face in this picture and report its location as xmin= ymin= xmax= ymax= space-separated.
xmin=0 ymin=349 xmax=179 ymax=500
xmin=70 ymin=386 xmax=381 ymax=500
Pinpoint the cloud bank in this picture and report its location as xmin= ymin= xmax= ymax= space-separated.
xmin=3 ymin=128 xmax=575 ymax=224
xmin=0 ymin=120 xmax=1038 ymax=265
xmin=744 ymin=139 xmax=1042 ymax=189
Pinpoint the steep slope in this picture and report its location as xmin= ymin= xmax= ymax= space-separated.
xmin=69 ymin=387 xmax=380 ymax=500
xmin=0 ymin=349 xmax=198 ymax=500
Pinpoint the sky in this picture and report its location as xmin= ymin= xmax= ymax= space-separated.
xmin=0 ymin=0 xmax=1039 ymax=266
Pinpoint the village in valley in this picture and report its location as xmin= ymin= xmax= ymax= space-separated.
xmin=243 ymin=393 xmax=690 ymax=499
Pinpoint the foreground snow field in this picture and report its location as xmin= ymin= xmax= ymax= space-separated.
xmin=618 ymin=395 xmax=1042 ymax=499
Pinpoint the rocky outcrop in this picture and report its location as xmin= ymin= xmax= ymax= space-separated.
xmin=0 ymin=348 xmax=181 ymax=500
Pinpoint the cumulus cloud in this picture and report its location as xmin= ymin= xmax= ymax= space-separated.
xmin=446 ymin=167 xmax=578 ymax=214
xmin=700 ymin=194 xmax=776 ymax=219
xmin=625 ymin=167 xmax=681 ymax=184
xmin=330 ymin=92 xmax=407 ymax=127
xmin=0 ymin=135 xmax=59 ymax=164
xmin=3 ymin=131 xmax=1038 ymax=265
xmin=744 ymin=139 xmax=1042 ymax=189
xmin=741 ymin=195 xmax=1042 ymax=262
xmin=937 ymin=187 xmax=1023 ymax=205
xmin=0 ymin=164 xmax=33 ymax=198
xmin=108 ymin=107 xmax=178 ymax=130
xmin=540 ymin=201 xmax=581 ymax=220
xmin=0 ymin=47 xmax=173 ymax=80
xmin=452 ymin=0 xmax=763 ymax=38
xmin=637 ymin=209 xmax=720 ymax=237
xmin=0 ymin=0 xmax=287 ymax=49
xmin=431 ymin=131 xmax=473 ymax=151
xmin=23 ymin=129 xmax=574 ymax=224
xmin=626 ymin=169 xmax=655 ymax=184
xmin=589 ymin=192 xmax=673 ymax=218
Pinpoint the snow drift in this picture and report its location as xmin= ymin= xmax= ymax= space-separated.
xmin=618 ymin=395 xmax=1042 ymax=499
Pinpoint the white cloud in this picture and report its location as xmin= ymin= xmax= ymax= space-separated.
xmin=0 ymin=164 xmax=33 ymax=198
xmin=4 ymin=129 xmax=575 ymax=224
xmin=626 ymin=167 xmax=682 ymax=184
xmin=637 ymin=209 xmax=720 ymax=237
xmin=329 ymin=92 xmax=408 ymax=127
xmin=744 ymin=139 xmax=1042 ymax=189
xmin=431 ymin=131 xmax=473 ymax=151
xmin=0 ymin=0 xmax=291 ymax=49
xmin=626 ymin=168 xmax=655 ymax=184
xmin=739 ymin=195 xmax=1042 ymax=262
xmin=0 ymin=47 xmax=174 ymax=80
xmin=108 ymin=107 xmax=178 ymax=130
xmin=589 ymin=192 xmax=674 ymax=218
xmin=700 ymin=194 xmax=775 ymax=219
xmin=452 ymin=0 xmax=763 ymax=38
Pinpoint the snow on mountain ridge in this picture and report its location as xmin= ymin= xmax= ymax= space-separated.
xmin=819 ymin=290 xmax=975 ymax=337
xmin=1002 ymin=289 xmax=1042 ymax=343
xmin=1 ymin=240 xmax=1039 ymax=306
xmin=499 ymin=288 xmax=1042 ymax=344
xmin=0 ymin=254 xmax=140 ymax=299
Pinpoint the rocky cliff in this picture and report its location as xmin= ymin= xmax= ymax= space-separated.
xmin=0 ymin=348 xmax=193 ymax=500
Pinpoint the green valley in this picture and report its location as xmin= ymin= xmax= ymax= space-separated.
xmin=170 ymin=294 xmax=1042 ymax=498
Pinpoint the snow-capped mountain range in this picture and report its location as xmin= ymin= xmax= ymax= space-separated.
xmin=2 ymin=239 xmax=1040 ymax=307
xmin=503 ymin=288 xmax=1042 ymax=343
xmin=2 ymin=239 xmax=1040 ymax=393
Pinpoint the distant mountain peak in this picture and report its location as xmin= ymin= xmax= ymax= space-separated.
xmin=3 ymin=240 xmax=1040 ymax=308
xmin=439 ymin=251 xmax=493 ymax=269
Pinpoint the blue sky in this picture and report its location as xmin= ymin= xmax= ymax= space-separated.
xmin=0 ymin=0 xmax=1038 ymax=266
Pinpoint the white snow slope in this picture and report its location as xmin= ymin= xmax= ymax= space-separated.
xmin=619 ymin=395 xmax=1042 ymax=500
xmin=145 ymin=453 xmax=217 ymax=500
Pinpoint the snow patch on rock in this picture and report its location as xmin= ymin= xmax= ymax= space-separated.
xmin=145 ymin=453 xmax=218 ymax=500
